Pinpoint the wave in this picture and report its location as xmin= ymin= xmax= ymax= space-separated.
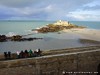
xmin=25 ymin=30 xmax=38 ymax=34
xmin=6 ymin=32 xmax=17 ymax=37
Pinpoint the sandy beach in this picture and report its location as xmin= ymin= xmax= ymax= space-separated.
xmin=62 ymin=28 xmax=100 ymax=41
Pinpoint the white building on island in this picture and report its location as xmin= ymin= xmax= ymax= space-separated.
xmin=53 ymin=20 xmax=70 ymax=26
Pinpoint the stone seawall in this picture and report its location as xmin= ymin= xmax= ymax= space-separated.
xmin=0 ymin=49 xmax=100 ymax=75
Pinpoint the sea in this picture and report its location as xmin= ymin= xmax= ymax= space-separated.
xmin=0 ymin=20 xmax=100 ymax=53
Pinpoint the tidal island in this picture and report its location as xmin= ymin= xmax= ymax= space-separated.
xmin=32 ymin=20 xmax=85 ymax=33
xmin=32 ymin=20 xmax=100 ymax=42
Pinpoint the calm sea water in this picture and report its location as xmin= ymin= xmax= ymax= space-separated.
xmin=70 ymin=21 xmax=100 ymax=30
xmin=0 ymin=20 xmax=100 ymax=53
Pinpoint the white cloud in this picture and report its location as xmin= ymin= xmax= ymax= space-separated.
xmin=0 ymin=0 xmax=99 ymax=21
xmin=67 ymin=14 xmax=85 ymax=20
xmin=66 ymin=10 xmax=100 ymax=21
xmin=44 ymin=5 xmax=54 ymax=12
xmin=84 ymin=0 xmax=100 ymax=7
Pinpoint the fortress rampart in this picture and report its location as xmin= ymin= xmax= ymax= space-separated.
xmin=0 ymin=46 xmax=100 ymax=75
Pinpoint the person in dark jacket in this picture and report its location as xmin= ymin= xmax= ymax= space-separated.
xmin=8 ymin=51 xmax=11 ymax=59
xmin=38 ymin=48 xmax=42 ymax=56
xmin=20 ymin=51 xmax=24 ymax=58
xmin=36 ymin=48 xmax=42 ymax=56
xmin=4 ymin=52 xmax=7 ymax=59
xmin=24 ymin=50 xmax=28 ymax=58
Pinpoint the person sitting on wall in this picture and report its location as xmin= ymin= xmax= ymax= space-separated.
xmin=33 ymin=50 xmax=38 ymax=57
xmin=16 ymin=51 xmax=20 ymax=58
xmin=36 ymin=48 xmax=42 ymax=56
xmin=24 ymin=50 xmax=29 ymax=58
xmin=29 ymin=49 xmax=33 ymax=57
xmin=20 ymin=51 xmax=24 ymax=58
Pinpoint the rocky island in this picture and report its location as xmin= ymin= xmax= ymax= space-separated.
xmin=0 ymin=35 xmax=43 ymax=42
xmin=32 ymin=20 xmax=85 ymax=33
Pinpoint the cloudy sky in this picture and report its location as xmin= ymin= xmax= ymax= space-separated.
xmin=0 ymin=0 xmax=100 ymax=21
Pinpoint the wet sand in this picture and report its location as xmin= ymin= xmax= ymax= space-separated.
xmin=62 ymin=28 xmax=100 ymax=41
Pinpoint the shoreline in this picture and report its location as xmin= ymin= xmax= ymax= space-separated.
xmin=0 ymin=28 xmax=100 ymax=53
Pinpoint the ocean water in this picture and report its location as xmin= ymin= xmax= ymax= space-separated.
xmin=0 ymin=20 xmax=100 ymax=53
xmin=70 ymin=21 xmax=100 ymax=30
xmin=0 ymin=20 xmax=54 ymax=35
xmin=0 ymin=20 xmax=100 ymax=35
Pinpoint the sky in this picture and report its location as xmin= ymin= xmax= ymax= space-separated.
xmin=0 ymin=0 xmax=100 ymax=21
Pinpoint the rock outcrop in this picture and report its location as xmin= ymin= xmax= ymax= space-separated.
xmin=0 ymin=35 xmax=43 ymax=42
xmin=0 ymin=35 xmax=7 ymax=42
xmin=33 ymin=20 xmax=85 ymax=33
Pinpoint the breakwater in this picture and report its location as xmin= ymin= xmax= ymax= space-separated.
xmin=0 ymin=46 xmax=100 ymax=75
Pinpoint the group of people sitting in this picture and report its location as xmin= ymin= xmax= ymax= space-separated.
xmin=4 ymin=49 xmax=42 ymax=60
xmin=16 ymin=49 xmax=42 ymax=58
